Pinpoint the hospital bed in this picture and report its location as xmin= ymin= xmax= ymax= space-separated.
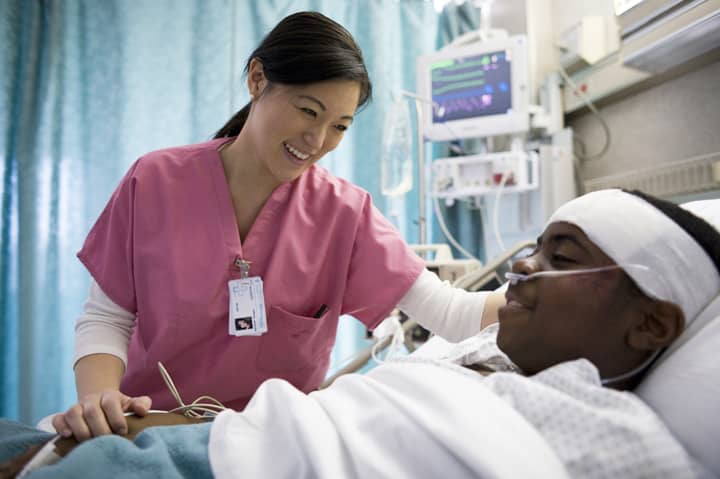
xmin=7 ymin=203 xmax=720 ymax=478
xmin=12 ymin=287 xmax=718 ymax=478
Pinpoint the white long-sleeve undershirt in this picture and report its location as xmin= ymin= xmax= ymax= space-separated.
xmin=73 ymin=269 xmax=489 ymax=367
xmin=73 ymin=281 xmax=135 ymax=368
xmin=397 ymin=269 xmax=488 ymax=342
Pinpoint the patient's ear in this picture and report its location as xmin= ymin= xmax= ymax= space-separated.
xmin=627 ymin=300 xmax=685 ymax=351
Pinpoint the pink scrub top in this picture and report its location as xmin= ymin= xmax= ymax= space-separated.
xmin=78 ymin=138 xmax=426 ymax=411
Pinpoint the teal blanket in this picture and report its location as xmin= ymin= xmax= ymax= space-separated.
xmin=0 ymin=418 xmax=212 ymax=478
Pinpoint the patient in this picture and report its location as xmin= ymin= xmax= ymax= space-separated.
xmin=2 ymin=189 xmax=718 ymax=478
xmin=495 ymin=188 xmax=719 ymax=387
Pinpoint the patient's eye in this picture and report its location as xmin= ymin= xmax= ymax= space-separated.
xmin=551 ymin=254 xmax=576 ymax=264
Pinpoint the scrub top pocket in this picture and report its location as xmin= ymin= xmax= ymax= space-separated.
xmin=256 ymin=305 xmax=334 ymax=373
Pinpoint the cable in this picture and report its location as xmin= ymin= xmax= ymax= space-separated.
xmin=432 ymin=194 xmax=482 ymax=262
xmin=557 ymin=64 xmax=612 ymax=162
xmin=397 ymin=89 xmax=468 ymax=148
xmin=370 ymin=316 xmax=406 ymax=364
xmin=573 ymin=155 xmax=586 ymax=195
xmin=157 ymin=362 xmax=228 ymax=418
xmin=491 ymin=169 xmax=511 ymax=254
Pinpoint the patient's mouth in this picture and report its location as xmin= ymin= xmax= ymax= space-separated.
xmin=504 ymin=289 xmax=533 ymax=311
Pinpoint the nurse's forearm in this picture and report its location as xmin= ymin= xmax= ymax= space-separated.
xmin=399 ymin=269 xmax=490 ymax=342
xmin=74 ymin=353 xmax=125 ymax=399
xmin=480 ymin=291 xmax=505 ymax=328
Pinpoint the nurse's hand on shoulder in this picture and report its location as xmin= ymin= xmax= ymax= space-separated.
xmin=51 ymin=389 xmax=152 ymax=442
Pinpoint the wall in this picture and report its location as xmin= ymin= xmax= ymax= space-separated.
xmin=550 ymin=0 xmax=615 ymax=32
xmin=489 ymin=0 xmax=527 ymax=33
xmin=533 ymin=0 xmax=720 ymax=195
xmin=567 ymin=59 xmax=720 ymax=183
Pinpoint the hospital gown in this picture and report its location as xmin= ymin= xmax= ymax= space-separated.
xmin=210 ymin=324 xmax=702 ymax=478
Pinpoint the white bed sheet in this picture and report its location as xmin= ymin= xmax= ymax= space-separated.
xmin=210 ymin=328 xmax=698 ymax=478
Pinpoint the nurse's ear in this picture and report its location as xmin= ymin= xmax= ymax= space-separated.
xmin=627 ymin=299 xmax=685 ymax=351
xmin=247 ymin=58 xmax=268 ymax=99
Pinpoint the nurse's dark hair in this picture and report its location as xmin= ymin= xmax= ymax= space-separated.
xmin=214 ymin=11 xmax=372 ymax=139
xmin=624 ymin=189 xmax=720 ymax=273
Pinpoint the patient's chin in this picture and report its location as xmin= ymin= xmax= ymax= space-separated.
xmin=497 ymin=306 xmax=529 ymax=346
xmin=496 ymin=316 xmax=534 ymax=371
xmin=495 ymin=321 xmax=517 ymax=357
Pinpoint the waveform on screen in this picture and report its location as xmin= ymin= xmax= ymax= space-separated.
xmin=430 ymin=50 xmax=512 ymax=123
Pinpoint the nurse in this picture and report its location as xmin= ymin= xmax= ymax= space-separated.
xmin=53 ymin=11 xmax=504 ymax=440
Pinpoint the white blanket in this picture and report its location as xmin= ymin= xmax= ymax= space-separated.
xmin=209 ymin=348 xmax=699 ymax=478
xmin=209 ymin=359 xmax=567 ymax=478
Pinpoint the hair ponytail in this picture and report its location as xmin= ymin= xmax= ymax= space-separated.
xmin=214 ymin=102 xmax=251 ymax=139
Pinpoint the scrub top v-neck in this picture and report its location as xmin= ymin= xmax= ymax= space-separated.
xmin=78 ymin=138 xmax=425 ymax=411
xmin=211 ymin=140 xmax=291 ymax=267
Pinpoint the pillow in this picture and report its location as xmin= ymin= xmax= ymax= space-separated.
xmin=635 ymin=198 xmax=720 ymax=476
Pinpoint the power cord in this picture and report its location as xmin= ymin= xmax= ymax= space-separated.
xmin=557 ymin=64 xmax=612 ymax=162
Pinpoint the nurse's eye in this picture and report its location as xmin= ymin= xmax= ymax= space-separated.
xmin=299 ymin=107 xmax=317 ymax=118
xmin=334 ymin=124 xmax=348 ymax=132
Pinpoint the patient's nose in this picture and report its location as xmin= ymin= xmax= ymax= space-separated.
xmin=511 ymin=255 xmax=541 ymax=276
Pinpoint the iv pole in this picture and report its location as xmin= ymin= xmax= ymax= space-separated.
xmin=399 ymin=90 xmax=429 ymax=246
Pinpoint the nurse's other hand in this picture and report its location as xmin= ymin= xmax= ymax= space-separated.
xmin=51 ymin=390 xmax=152 ymax=442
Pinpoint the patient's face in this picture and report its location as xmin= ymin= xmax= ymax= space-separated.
xmin=497 ymin=222 xmax=640 ymax=376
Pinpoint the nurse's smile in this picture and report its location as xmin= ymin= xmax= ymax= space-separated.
xmin=283 ymin=142 xmax=312 ymax=165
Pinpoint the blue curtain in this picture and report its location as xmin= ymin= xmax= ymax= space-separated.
xmin=1 ymin=0 xmax=440 ymax=424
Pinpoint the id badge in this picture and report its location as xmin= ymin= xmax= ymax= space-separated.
xmin=228 ymin=277 xmax=267 ymax=336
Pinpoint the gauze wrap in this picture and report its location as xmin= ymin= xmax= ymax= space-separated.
xmin=548 ymin=189 xmax=720 ymax=326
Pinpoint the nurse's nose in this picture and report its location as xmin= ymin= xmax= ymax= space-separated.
xmin=303 ymin=126 xmax=326 ymax=151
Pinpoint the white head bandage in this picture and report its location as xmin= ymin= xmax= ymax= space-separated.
xmin=548 ymin=189 xmax=720 ymax=326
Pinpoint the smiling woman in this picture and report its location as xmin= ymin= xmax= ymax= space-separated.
xmin=51 ymin=10 xmax=497 ymax=444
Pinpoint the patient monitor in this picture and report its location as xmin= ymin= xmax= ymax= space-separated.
xmin=416 ymin=35 xmax=529 ymax=141
xmin=415 ymin=32 xmax=571 ymax=264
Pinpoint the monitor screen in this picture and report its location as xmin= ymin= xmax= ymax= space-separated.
xmin=430 ymin=49 xmax=513 ymax=123
xmin=417 ymin=35 xmax=529 ymax=141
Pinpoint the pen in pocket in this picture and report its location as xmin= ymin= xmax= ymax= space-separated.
xmin=313 ymin=304 xmax=328 ymax=318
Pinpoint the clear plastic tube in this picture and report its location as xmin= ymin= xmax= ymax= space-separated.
xmin=504 ymin=264 xmax=650 ymax=285
xmin=600 ymin=350 xmax=661 ymax=386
